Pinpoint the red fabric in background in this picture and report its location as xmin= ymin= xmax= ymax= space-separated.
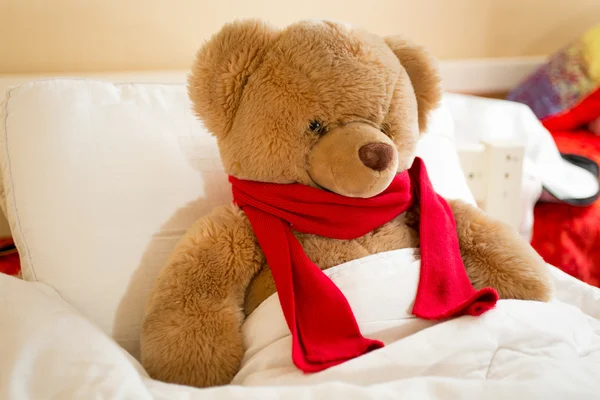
xmin=528 ymin=84 xmax=600 ymax=288
xmin=531 ymin=128 xmax=600 ymax=287
xmin=543 ymin=88 xmax=600 ymax=132
xmin=531 ymin=85 xmax=600 ymax=287
xmin=0 ymin=238 xmax=21 ymax=276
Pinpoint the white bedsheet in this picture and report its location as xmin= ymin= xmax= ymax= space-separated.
xmin=1 ymin=249 xmax=599 ymax=399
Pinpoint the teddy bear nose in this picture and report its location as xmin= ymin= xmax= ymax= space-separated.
xmin=358 ymin=143 xmax=394 ymax=171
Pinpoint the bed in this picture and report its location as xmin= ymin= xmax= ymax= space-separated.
xmin=1 ymin=74 xmax=599 ymax=399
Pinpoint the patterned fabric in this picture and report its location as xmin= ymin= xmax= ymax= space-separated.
xmin=508 ymin=25 xmax=600 ymax=121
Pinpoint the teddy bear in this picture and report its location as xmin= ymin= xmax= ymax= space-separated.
xmin=140 ymin=19 xmax=552 ymax=389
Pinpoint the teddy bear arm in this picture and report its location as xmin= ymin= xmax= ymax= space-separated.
xmin=140 ymin=205 xmax=263 ymax=388
xmin=446 ymin=199 xmax=553 ymax=302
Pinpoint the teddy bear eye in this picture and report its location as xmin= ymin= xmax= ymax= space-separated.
xmin=309 ymin=120 xmax=326 ymax=135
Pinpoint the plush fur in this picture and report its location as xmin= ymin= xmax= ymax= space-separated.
xmin=141 ymin=19 xmax=553 ymax=388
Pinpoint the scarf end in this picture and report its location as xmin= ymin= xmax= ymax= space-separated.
xmin=293 ymin=338 xmax=384 ymax=373
xmin=412 ymin=287 xmax=499 ymax=320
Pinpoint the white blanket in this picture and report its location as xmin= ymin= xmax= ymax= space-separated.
xmin=1 ymin=249 xmax=600 ymax=399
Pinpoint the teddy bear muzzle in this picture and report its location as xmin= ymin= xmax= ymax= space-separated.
xmin=307 ymin=122 xmax=399 ymax=198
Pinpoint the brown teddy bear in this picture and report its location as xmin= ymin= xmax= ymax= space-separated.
xmin=140 ymin=19 xmax=552 ymax=388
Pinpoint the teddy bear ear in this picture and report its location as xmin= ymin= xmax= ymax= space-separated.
xmin=384 ymin=36 xmax=442 ymax=133
xmin=187 ymin=19 xmax=278 ymax=137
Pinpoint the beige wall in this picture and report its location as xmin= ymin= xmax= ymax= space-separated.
xmin=1 ymin=0 xmax=599 ymax=73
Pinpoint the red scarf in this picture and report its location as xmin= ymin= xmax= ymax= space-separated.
xmin=230 ymin=157 xmax=498 ymax=373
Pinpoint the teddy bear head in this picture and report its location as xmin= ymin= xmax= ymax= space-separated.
xmin=188 ymin=19 xmax=441 ymax=198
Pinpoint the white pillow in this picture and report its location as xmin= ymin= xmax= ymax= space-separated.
xmin=0 ymin=78 xmax=473 ymax=360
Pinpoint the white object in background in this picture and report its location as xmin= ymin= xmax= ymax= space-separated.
xmin=456 ymin=143 xmax=487 ymax=203
xmin=444 ymin=93 xmax=598 ymax=201
xmin=457 ymin=140 xmax=525 ymax=230
xmin=482 ymin=140 xmax=525 ymax=230
xmin=446 ymin=93 xmax=599 ymax=239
